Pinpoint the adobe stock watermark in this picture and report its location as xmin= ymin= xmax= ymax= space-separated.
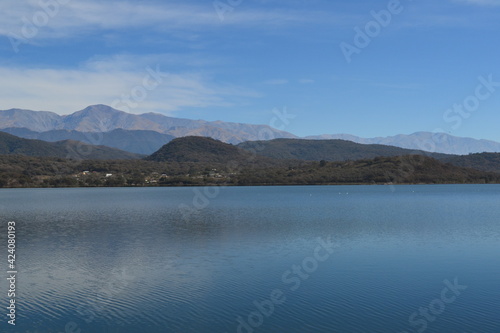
xmin=213 ymin=0 xmax=243 ymax=21
xmin=382 ymin=74 xmax=499 ymax=191
xmin=178 ymin=106 xmax=296 ymax=220
xmin=340 ymin=0 xmax=413 ymax=64
xmin=111 ymin=65 xmax=167 ymax=113
xmin=442 ymin=74 xmax=500 ymax=131
xmin=8 ymin=0 xmax=71 ymax=53
xmin=411 ymin=73 xmax=499 ymax=154
xmin=399 ymin=277 xmax=467 ymax=333
xmin=233 ymin=236 xmax=337 ymax=333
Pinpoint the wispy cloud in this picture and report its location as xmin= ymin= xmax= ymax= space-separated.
xmin=403 ymin=0 xmax=500 ymax=28
xmin=263 ymin=79 xmax=289 ymax=85
xmin=0 ymin=0 xmax=335 ymax=42
xmin=453 ymin=0 xmax=500 ymax=6
xmin=0 ymin=55 xmax=259 ymax=115
xmin=2 ymin=0 xmax=498 ymax=46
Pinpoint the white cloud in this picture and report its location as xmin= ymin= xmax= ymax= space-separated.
xmin=263 ymin=79 xmax=289 ymax=85
xmin=0 ymin=56 xmax=259 ymax=115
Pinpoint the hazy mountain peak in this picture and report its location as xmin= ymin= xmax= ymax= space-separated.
xmin=5 ymin=105 xmax=499 ymax=155
xmin=0 ymin=108 xmax=62 ymax=132
xmin=69 ymin=104 xmax=124 ymax=117
xmin=0 ymin=105 xmax=297 ymax=148
xmin=305 ymin=132 xmax=500 ymax=155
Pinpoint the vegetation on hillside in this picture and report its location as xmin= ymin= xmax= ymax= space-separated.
xmin=0 ymin=132 xmax=142 ymax=160
xmin=1 ymin=136 xmax=499 ymax=188
xmin=234 ymin=155 xmax=500 ymax=186
xmin=442 ymin=152 xmax=500 ymax=173
xmin=1 ymin=153 xmax=498 ymax=188
xmin=145 ymin=136 xmax=288 ymax=167
xmin=237 ymin=138 xmax=448 ymax=161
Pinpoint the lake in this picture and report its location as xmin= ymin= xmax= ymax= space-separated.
xmin=1 ymin=185 xmax=499 ymax=332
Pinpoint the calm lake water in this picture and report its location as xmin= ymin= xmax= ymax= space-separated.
xmin=1 ymin=185 xmax=499 ymax=333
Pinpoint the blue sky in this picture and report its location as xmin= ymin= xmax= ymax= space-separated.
xmin=1 ymin=0 xmax=500 ymax=141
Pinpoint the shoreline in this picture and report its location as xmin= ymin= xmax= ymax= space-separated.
xmin=1 ymin=181 xmax=499 ymax=190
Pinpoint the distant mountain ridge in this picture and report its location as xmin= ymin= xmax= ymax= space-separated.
xmin=2 ymin=105 xmax=500 ymax=155
xmin=305 ymin=132 xmax=500 ymax=155
xmin=1 ymin=128 xmax=175 ymax=155
xmin=0 ymin=105 xmax=297 ymax=145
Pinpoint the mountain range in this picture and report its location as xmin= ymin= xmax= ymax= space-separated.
xmin=305 ymin=133 xmax=500 ymax=155
xmin=0 ymin=104 xmax=295 ymax=149
xmin=1 ymin=104 xmax=500 ymax=155
xmin=3 ymin=129 xmax=499 ymax=175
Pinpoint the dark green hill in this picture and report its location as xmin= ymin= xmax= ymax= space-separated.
xmin=442 ymin=153 xmax=500 ymax=173
xmin=145 ymin=136 xmax=269 ymax=165
xmin=237 ymin=138 xmax=448 ymax=162
xmin=0 ymin=131 xmax=61 ymax=156
xmin=0 ymin=132 xmax=141 ymax=160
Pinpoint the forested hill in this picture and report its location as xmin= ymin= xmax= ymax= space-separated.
xmin=0 ymin=132 xmax=141 ymax=160
xmin=1 ymin=127 xmax=175 ymax=155
xmin=147 ymin=136 xmax=500 ymax=173
xmin=441 ymin=153 xmax=500 ymax=173
xmin=237 ymin=138 xmax=448 ymax=162
xmin=2 ymin=135 xmax=500 ymax=188
xmin=144 ymin=136 xmax=283 ymax=166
